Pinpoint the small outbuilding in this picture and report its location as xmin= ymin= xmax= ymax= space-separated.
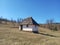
xmin=19 ymin=17 xmax=39 ymax=33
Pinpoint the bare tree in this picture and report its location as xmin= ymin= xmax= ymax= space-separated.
xmin=10 ymin=18 xmax=15 ymax=26
xmin=46 ymin=19 xmax=54 ymax=30
xmin=46 ymin=19 xmax=58 ymax=31
xmin=17 ymin=18 xmax=23 ymax=25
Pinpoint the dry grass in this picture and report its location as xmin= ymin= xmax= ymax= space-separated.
xmin=0 ymin=24 xmax=60 ymax=45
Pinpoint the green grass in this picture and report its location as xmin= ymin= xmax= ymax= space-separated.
xmin=0 ymin=24 xmax=60 ymax=45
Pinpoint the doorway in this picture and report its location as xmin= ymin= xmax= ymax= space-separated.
xmin=21 ymin=25 xmax=23 ymax=30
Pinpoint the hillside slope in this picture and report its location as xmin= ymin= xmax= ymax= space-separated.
xmin=0 ymin=24 xmax=60 ymax=45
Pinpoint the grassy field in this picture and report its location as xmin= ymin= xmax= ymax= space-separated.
xmin=0 ymin=24 xmax=60 ymax=45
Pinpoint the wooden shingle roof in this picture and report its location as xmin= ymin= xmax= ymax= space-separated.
xmin=20 ymin=17 xmax=39 ymax=25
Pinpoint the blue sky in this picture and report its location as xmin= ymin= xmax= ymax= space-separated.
xmin=0 ymin=0 xmax=60 ymax=23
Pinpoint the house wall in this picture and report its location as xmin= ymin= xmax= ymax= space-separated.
xmin=19 ymin=26 xmax=21 ymax=30
xmin=22 ymin=25 xmax=32 ymax=31
xmin=22 ymin=25 xmax=38 ymax=32
xmin=33 ymin=26 xmax=38 ymax=31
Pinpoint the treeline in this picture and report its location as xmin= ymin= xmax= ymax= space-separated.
xmin=40 ymin=19 xmax=60 ymax=31
xmin=0 ymin=17 xmax=16 ymax=24
xmin=0 ymin=17 xmax=23 ymax=26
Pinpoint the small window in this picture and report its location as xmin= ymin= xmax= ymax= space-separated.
xmin=26 ymin=25 xmax=28 ymax=27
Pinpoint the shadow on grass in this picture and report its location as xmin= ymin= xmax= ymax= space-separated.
xmin=33 ymin=32 xmax=57 ymax=37
xmin=39 ymin=33 xmax=57 ymax=37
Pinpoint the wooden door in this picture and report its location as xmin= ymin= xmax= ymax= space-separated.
xmin=21 ymin=25 xmax=23 ymax=30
